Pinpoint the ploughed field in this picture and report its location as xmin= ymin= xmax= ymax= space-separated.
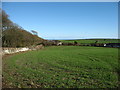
xmin=3 ymin=46 xmax=119 ymax=88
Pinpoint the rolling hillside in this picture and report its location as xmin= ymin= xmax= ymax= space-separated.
xmin=2 ymin=10 xmax=44 ymax=47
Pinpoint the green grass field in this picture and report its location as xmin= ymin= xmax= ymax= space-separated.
xmin=60 ymin=39 xmax=119 ymax=44
xmin=3 ymin=46 xmax=119 ymax=88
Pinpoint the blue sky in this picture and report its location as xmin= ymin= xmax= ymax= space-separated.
xmin=2 ymin=2 xmax=118 ymax=40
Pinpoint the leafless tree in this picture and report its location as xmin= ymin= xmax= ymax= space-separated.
xmin=31 ymin=30 xmax=38 ymax=36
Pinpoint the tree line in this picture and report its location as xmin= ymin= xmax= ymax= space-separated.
xmin=2 ymin=10 xmax=44 ymax=47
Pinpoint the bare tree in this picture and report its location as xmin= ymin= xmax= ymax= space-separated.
xmin=31 ymin=30 xmax=38 ymax=36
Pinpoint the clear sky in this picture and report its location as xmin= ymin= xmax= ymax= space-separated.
xmin=2 ymin=2 xmax=118 ymax=40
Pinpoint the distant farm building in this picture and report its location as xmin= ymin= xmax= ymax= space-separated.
xmin=57 ymin=42 xmax=62 ymax=46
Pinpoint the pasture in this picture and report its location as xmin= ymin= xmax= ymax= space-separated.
xmin=2 ymin=46 xmax=119 ymax=88
xmin=60 ymin=39 xmax=119 ymax=44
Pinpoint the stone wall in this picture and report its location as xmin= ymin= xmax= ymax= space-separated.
xmin=2 ymin=45 xmax=44 ymax=55
xmin=2 ymin=47 xmax=30 ymax=55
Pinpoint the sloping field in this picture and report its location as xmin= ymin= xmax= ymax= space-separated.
xmin=2 ymin=46 xmax=119 ymax=88
xmin=60 ymin=39 xmax=119 ymax=44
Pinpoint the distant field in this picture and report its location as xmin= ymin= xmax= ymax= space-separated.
xmin=3 ymin=46 xmax=119 ymax=88
xmin=60 ymin=39 xmax=119 ymax=44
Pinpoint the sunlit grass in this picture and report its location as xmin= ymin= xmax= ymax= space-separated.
xmin=3 ymin=46 xmax=119 ymax=88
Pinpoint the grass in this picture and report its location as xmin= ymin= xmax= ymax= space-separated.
xmin=60 ymin=39 xmax=119 ymax=44
xmin=3 ymin=46 xmax=119 ymax=88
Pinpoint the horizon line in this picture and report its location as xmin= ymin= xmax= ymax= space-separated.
xmin=45 ymin=38 xmax=119 ymax=40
